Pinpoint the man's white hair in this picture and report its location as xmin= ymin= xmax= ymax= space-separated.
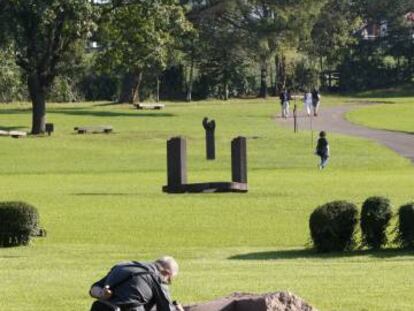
xmin=155 ymin=256 xmax=179 ymax=277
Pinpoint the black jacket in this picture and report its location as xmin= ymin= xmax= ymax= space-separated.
xmin=316 ymin=137 xmax=329 ymax=156
xmin=92 ymin=262 xmax=175 ymax=311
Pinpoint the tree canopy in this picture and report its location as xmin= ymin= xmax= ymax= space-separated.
xmin=0 ymin=0 xmax=413 ymax=127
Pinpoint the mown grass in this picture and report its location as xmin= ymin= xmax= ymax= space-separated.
xmin=0 ymin=97 xmax=413 ymax=311
xmin=347 ymin=99 xmax=414 ymax=133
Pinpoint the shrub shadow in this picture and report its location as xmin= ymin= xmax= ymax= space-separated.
xmin=72 ymin=192 xmax=140 ymax=197
xmin=229 ymin=248 xmax=414 ymax=261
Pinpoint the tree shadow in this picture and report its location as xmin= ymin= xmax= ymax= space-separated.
xmin=92 ymin=102 xmax=121 ymax=107
xmin=0 ymin=108 xmax=31 ymax=115
xmin=0 ymin=125 xmax=27 ymax=131
xmin=228 ymin=248 xmax=414 ymax=261
xmin=49 ymin=108 xmax=174 ymax=118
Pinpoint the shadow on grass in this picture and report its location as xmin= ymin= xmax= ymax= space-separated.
xmin=49 ymin=108 xmax=174 ymax=118
xmin=0 ymin=106 xmax=174 ymax=117
xmin=72 ymin=192 xmax=140 ymax=197
xmin=229 ymin=248 xmax=414 ymax=261
xmin=0 ymin=108 xmax=31 ymax=115
xmin=0 ymin=125 xmax=27 ymax=131
xmin=92 ymin=102 xmax=121 ymax=107
xmin=350 ymin=84 xmax=414 ymax=98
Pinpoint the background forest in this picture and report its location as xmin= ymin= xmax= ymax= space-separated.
xmin=0 ymin=0 xmax=413 ymax=104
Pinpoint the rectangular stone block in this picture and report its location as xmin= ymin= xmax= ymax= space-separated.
xmin=231 ymin=137 xmax=247 ymax=183
xmin=167 ymin=137 xmax=187 ymax=186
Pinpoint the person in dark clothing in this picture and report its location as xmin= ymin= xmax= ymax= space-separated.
xmin=311 ymin=88 xmax=321 ymax=116
xmin=315 ymin=131 xmax=330 ymax=169
xmin=279 ymin=89 xmax=291 ymax=118
xmin=89 ymin=256 xmax=183 ymax=311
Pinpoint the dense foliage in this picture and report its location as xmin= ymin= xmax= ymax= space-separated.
xmin=360 ymin=196 xmax=393 ymax=249
xmin=309 ymin=200 xmax=359 ymax=253
xmin=0 ymin=201 xmax=40 ymax=247
xmin=0 ymin=0 xmax=413 ymax=113
xmin=0 ymin=0 xmax=96 ymax=133
xmin=395 ymin=202 xmax=414 ymax=249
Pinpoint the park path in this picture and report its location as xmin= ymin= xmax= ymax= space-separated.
xmin=275 ymin=103 xmax=414 ymax=164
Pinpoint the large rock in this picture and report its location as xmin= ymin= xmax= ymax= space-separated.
xmin=184 ymin=292 xmax=318 ymax=311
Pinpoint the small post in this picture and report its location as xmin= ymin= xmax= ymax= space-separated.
xmin=167 ymin=137 xmax=187 ymax=187
xmin=310 ymin=113 xmax=314 ymax=150
xmin=293 ymin=104 xmax=298 ymax=133
xmin=45 ymin=123 xmax=54 ymax=136
xmin=231 ymin=136 xmax=247 ymax=183
xmin=202 ymin=117 xmax=216 ymax=160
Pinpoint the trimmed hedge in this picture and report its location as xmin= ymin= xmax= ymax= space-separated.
xmin=395 ymin=202 xmax=414 ymax=249
xmin=0 ymin=201 xmax=40 ymax=247
xmin=360 ymin=196 xmax=392 ymax=249
xmin=310 ymin=200 xmax=358 ymax=253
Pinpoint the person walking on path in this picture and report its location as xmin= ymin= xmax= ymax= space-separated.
xmin=304 ymin=90 xmax=313 ymax=116
xmin=89 ymin=256 xmax=184 ymax=311
xmin=311 ymin=88 xmax=321 ymax=116
xmin=315 ymin=131 xmax=329 ymax=169
xmin=279 ymin=89 xmax=291 ymax=118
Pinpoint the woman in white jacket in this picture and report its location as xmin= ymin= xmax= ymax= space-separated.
xmin=304 ymin=90 xmax=313 ymax=116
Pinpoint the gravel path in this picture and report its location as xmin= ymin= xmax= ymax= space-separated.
xmin=276 ymin=103 xmax=414 ymax=163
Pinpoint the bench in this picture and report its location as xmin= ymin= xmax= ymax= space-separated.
xmin=74 ymin=126 xmax=113 ymax=134
xmin=134 ymin=103 xmax=165 ymax=110
xmin=9 ymin=131 xmax=27 ymax=138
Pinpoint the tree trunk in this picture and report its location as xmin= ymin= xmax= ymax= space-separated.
xmin=270 ymin=63 xmax=276 ymax=96
xmin=155 ymin=76 xmax=160 ymax=103
xmin=28 ymin=74 xmax=46 ymax=134
xmin=259 ymin=57 xmax=268 ymax=98
xmin=131 ymin=71 xmax=143 ymax=105
xmin=223 ymin=81 xmax=229 ymax=100
xmin=119 ymin=73 xmax=134 ymax=103
xmin=186 ymin=58 xmax=194 ymax=102
xmin=275 ymin=53 xmax=286 ymax=93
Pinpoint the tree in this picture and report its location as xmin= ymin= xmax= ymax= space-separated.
xmin=0 ymin=0 xmax=96 ymax=134
xmin=0 ymin=46 xmax=26 ymax=102
xmin=96 ymin=0 xmax=191 ymax=104
xmin=219 ymin=0 xmax=322 ymax=97
xmin=310 ymin=0 xmax=361 ymax=88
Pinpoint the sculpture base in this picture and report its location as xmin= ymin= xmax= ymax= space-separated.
xmin=163 ymin=182 xmax=247 ymax=193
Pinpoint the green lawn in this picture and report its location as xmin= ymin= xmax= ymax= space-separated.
xmin=347 ymin=99 xmax=414 ymax=133
xmin=0 ymin=98 xmax=413 ymax=311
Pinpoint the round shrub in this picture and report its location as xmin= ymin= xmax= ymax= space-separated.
xmin=309 ymin=200 xmax=358 ymax=253
xmin=0 ymin=201 xmax=39 ymax=247
xmin=360 ymin=196 xmax=393 ymax=249
xmin=395 ymin=202 xmax=414 ymax=249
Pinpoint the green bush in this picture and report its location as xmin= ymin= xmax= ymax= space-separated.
xmin=360 ymin=196 xmax=393 ymax=249
xmin=309 ymin=200 xmax=358 ymax=253
xmin=395 ymin=202 xmax=414 ymax=249
xmin=0 ymin=201 xmax=40 ymax=247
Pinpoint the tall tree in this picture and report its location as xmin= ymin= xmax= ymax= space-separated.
xmin=310 ymin=0 xmax=361 ymax=79
xmin=0 ymin=0 xmax=95 ymax=134
xmin=96 ymin=0 xmax=191 ymax=104
xmin=219 ymin=0 xmax=322 ymax=97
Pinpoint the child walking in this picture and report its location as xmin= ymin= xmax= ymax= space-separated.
xmin=315 ymin=131 xmax=330 ymax=169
